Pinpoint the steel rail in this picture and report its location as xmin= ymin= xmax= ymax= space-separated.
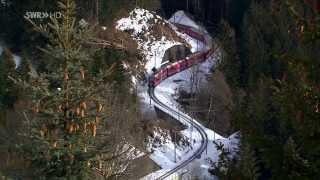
xmin=149 ymin=88 xmax=208 ymax=180
xmin=148 ymin=22 xmax=213 ymax=180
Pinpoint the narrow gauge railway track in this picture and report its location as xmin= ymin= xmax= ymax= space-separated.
xmin=149 ymin=88 xmax=208 ymax=180
xmin=148 ymin=23 xmax=214 ymax=179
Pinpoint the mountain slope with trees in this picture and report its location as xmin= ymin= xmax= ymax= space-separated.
xmin=0 ymin=0 xmax=149 ymax=179
xmin=1 ymin=0 xmax=319 ymax=179
xmin=215 ymin=0 xmax=320 ymax=179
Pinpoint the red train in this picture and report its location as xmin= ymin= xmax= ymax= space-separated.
xmin=148 ymin=23 xmax=215 ymax=88
xmin=149 ymin=49 xmax=214 ymax=87
xmin=174 ymin=23 xmax=206 ymax=44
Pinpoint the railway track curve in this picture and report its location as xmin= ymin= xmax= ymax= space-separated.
xmin=148 ymin=23 xmax=214 ymax=180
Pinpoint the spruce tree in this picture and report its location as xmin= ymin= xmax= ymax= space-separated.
xmin=11 ymin=0 xmax=137 ymax=179
xmin=0 ymin=49 xmax=17 ymax=109
xmin=239 ymin=142 xmax=260 ymax=180
xmin=220 ymin=0 xmax=320 ymax=179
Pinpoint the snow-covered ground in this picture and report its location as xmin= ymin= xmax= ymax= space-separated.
xmin=169 ymin=11 xmax=213 ymax=50
xmin=169 ymin=11 xmax=200 ymax=31
xmin=141 ymin=48 xmax=240 ymax=179
xmin=145 ymin=54 xmax=239 ymax=179
xmin=116 ymin=8 xmax=240 ymax=180
xmin=116 ymin=8 xmax=182 ymax=74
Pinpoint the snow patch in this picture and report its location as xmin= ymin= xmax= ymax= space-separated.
xmin=117 ymin=8 xmax=157 ymax=36
xmin=117 ymin=8 xmax=239 ymax=179
xmin=169 ymin=10 xmax=213 ymax=49
xmin=116 ymin=8 xmax=182 ymax=74
xmin=141 ymin=11 xmax=239 ymax=179
xmin=169 ymin=11 xmax=200 ymax=30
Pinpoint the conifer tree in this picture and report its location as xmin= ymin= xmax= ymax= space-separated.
xmin=0 ymin=49 xmax=17 ymax=109
xmin=219 ymin=0 xmax=320 ymax=179
xmin=239 ymin=142 xmax=260 ymax=180
xmin=11 ymin=0 xmax=138 ymax=179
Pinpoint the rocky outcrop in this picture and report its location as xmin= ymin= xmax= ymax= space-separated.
xmin=162 ymin=45 xmax=191 ymax=63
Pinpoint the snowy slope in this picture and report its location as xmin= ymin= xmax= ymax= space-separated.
xmin=142 ymin=11 xmax=239 ymax=180
xmin=147 ymin=55 xmax=239 ymax=178
xmin=169 ymin=11 xmax=200 ymax=30
xmin=169 ymin=10 xmax=213 ymax=49
xmin=116 ymin=8 xmax=239 ymax=180
xmin=116 ymin=8 xmax=213 ymax=74
xmin=116 ymin=8 xmax=182 ymax=74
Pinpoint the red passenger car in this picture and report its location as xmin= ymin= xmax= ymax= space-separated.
xmin=174 ymin=23 xmax=207 ymax=44
xmin=178 ymin=59 xmax=188 ymax=71
xmin=153 ymin=73 xmax=161 ymax=86
xmin=149 ymin=23 xmax=215 ymax=88
xmin=159 ymin=69 xmax=168 ymax=80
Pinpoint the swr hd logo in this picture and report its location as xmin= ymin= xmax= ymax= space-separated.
xmin=24 ymin=11 xmax=62 ymax=19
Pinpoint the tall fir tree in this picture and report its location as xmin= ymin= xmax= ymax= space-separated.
xmin=218 ymin=0 xmax=320 ymax=179
xmin=0 ymin=49 xmax=18 ymax=109
xmin=11 ymin=0 xmax=139 ymax=179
